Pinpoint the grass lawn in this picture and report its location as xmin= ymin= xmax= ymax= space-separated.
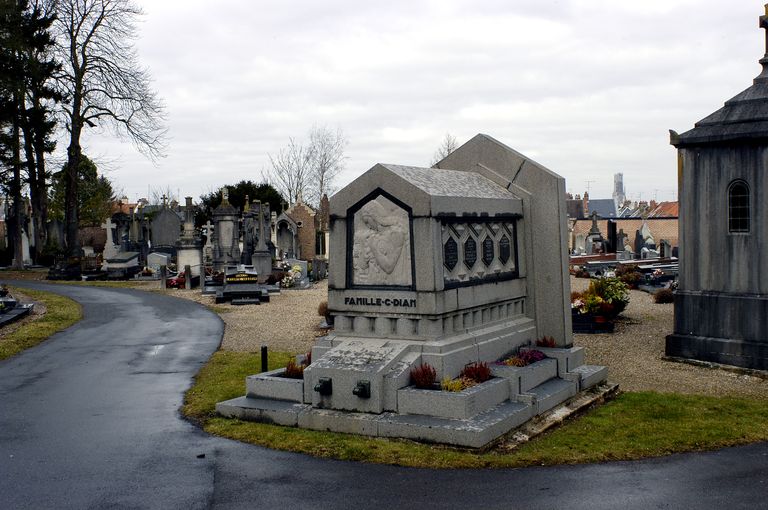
xmin=184 ymin=350 xmax=768 ymax=468
xmin=0 ymin=287 xmax=82 ymax=361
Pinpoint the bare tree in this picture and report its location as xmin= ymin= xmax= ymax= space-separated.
xmin=267 ymin=137 xmax=313 ymax=206
xmin=267 ymin=126 xmax=346 ymax=207
xmin=307 ymin=125 xmax=346 ymax=204
xmin=52 ymin=0 xmax=166 ymax=252
xmin=431 ymin=132 xmax=458 ymax=168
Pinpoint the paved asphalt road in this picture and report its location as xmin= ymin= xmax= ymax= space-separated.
xmin=1 ymin=283 xmax=767 ymax=510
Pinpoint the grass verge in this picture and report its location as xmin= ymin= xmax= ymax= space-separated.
xmin=184 ymin=351 xmax=768 ymax=468
xmin=0 ymin=287 xmax=82 ymax=361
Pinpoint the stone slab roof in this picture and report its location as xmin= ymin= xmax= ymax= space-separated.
xmin=380 ymin=164 xmax=517 ymax=200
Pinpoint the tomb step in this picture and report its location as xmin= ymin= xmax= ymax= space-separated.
xmin=377 ymin=399 xmax=535 ymax=448
xmin=524 ymin=378 xmax=578 ymax=414
xmin=232 ymin=298 xmax=261 ymax=305
xmin=216 ymin=396 xmax=309 ymax=427
xmin=571 ymin=364 xmax=609 ymax=391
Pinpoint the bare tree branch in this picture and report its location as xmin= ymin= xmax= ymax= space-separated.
xmin=267 ymin=126 xmax=347 ymax=207
xmin=431 ymin=132 xmax=458 ymax=168
xmin=49 ymin=0 xmax=167 ymax=250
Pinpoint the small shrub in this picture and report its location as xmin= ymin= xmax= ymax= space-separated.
xmin=317 ymin=300 xmax=329 ymax=317
xmin=654 ymin=288 xmax=674 ymax=304
xmin=519 ymin=349 xmax=546 ymax=365
xmin=570 ymin=291 xmax=583 ymax=302
xmin=440 ymin=377 xmax=477 ymax=392
xmin=536 ymin=336 xmax=556 ymax=348
xmin=284 ymin=359 xmax=305 ymax=379
xmin=410 ymin=363 xmax=437 ymax=389
xmin=503 ymin=356 xmax=527 ymax=367
xmin=460 ymin=361 xmax=492 ymax=383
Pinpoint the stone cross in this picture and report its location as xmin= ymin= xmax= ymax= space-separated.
xmin=101 ymin=217 xmax=118 ymax=261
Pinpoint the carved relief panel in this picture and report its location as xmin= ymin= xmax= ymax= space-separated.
xmin=351 ymin=195 xmax=412 ymax=287
xmin=441 ymin=220 xmax=518 ymax=287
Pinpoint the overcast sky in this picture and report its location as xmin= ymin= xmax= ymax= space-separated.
xmin=77 ymin=0 xmax=766 ymax=205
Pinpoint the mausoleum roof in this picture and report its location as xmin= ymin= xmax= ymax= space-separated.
xmin=673 ymin=7 xmax=768 ymax=147
xmin=380 ymin=164 xmax=518 ymax=200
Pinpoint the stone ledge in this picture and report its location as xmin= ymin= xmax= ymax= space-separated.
xmin=571 ymin=365 xmax=608 ymax=390
xmin=246 ymin=369 xmax=305 ymax=403
xmin=524 ymin=378 xmax=578 ymax=414
xmin=397 ymin=377 xmax=510 ymax=420
xmin=215 ymin=396 xmax=308 ymax=426
xmin=490 ymin=358 xmax=557 ymax=393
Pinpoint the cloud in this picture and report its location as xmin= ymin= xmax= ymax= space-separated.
xmin=75 ymin=0 xmax=763 ymax=205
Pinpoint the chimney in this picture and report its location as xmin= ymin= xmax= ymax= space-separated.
xmin=583 ymin=191 xmax=589 ymax=217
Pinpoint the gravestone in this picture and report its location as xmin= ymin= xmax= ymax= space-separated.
xmin=150 ymin=199 xmax=182 ymax=251
xmin=176 ymin=197 xmax=203 ymax=278
xmin=147 ymin=252 xmax=169 ymax=273
xmin=212 ymin=189 xmax=240 ymax=271
xmin=203 ymin=221 xmax=214 ymax=264
xmin=218 ymin=134 xmax=607 ymax=447
xmin=284 ymin=258 xmax=310 ymax=289
xmin=101 ymin=217 xmax=119 ymax=262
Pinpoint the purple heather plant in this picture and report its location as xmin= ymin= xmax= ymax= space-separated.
xmin=519 ymin=349 xmax=546 ymax=365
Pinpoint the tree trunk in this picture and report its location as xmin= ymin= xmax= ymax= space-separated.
xmin=20 ymin=105 xmax=44 ymax=264
xmin=11 ymin=91 xmax=24 ymax=270
xmin=29 ymin=94 xmax=49 ymax=263
xmin=64 ymin=125 xmax=81 ymax=254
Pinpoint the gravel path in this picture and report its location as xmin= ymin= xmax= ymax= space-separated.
xmin=571 ymin=276 xmax=768 ymax=400
xmin=163 ymin=282 xmax=328 ymax=354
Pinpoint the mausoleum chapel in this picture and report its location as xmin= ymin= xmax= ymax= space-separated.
xmin=219 ymin=134 xmax=607 ymax=447
xmin=666 ymin=7 xmax=768 ymax=370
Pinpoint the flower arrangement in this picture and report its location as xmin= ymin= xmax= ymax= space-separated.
xmin=571 ymin=277 xmax=629 ymax=318
xmin=280 ymin=273 xmax=296 ymax=288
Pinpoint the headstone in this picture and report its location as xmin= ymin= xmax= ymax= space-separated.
xmin=212 ymin=188 xmax=240 ymax=271
xmin=150 ymin=206 xmax=182 ymax=250
xmin=176 ymin=197 xmax=203 ymax=278
xmin=616 ymin=229 xmax=628 ymax=253
xmin=147 ymin=252 xmax=169 ymax=273
xmin=203 ymin=221 xmax=214 ymax=264
xmin=101 ymin=217 xmax=118 ymax=262
xmin=284 ymin=258 xmax=310 ymax=289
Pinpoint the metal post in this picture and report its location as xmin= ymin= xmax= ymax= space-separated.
xmin=160 ymin=265 xmax=167 ymax=289
xmin=261 ymin=345 xmax=268 ymax=373
xmin=184 ymin=264 xmax=192 ymax=290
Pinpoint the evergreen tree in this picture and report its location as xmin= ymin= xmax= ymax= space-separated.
xmin=49 ymin=154 xmax=115 ymax=227
xmin=197 ymin=180 xmax=284 ymax=226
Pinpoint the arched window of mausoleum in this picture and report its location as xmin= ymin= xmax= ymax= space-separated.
xmin=728 ymin=180 xmax=750 ymax=233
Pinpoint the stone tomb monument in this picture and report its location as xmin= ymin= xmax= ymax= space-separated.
xmin=218 ymin=134 xmax=607 ymax=447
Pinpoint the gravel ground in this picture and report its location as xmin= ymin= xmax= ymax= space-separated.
xmin=572 ymin=276 xmax=768 ymax=400
xmin=163 ymin=281 xmax=328 ymax=354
